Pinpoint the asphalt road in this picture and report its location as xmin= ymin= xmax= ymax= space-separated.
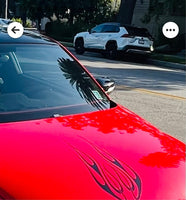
xmin=69 ymin=48 xmax=186 ymax=143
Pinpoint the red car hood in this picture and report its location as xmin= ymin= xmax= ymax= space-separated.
xmin=0 ymin=105 xmax=185 ymax=199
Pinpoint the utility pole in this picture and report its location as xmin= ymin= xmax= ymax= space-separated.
xmin=5 ymin=0 xmax=8 ymax=19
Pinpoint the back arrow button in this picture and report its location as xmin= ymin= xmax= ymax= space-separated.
xmin=7 ymin=22 xmax=24 ymax=39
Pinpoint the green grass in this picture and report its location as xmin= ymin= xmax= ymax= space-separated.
xmin=150 ymin=53 xmax=186 ymax=65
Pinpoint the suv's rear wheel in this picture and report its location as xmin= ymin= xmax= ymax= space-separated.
xmin=75 ymin=38 xmax=85 ymax=55
xmin=105 ymin=42 xmax=117 ymax=59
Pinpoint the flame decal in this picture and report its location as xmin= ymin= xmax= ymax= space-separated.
xmin=68 ymin=138 xmax=142 ymax=200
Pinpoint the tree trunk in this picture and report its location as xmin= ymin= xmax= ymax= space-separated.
xmin=117 ymin=0 xmax=137 ymax=25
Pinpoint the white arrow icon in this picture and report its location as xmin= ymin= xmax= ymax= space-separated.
xmin=7 ymin=22 xmax=24 ymax=39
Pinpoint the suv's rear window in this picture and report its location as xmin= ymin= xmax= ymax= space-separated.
xmin=124 ymin=26 xmax=152 ymax=38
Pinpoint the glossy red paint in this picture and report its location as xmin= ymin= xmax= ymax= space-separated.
xmin=0 ymin=105 xmax=185 ymax=199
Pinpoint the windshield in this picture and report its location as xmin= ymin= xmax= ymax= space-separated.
xmin=0 ymin=44 xmax=110 ymax=122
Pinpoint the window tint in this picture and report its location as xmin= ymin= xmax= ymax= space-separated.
xmin=124 ymin=26 xmax=152 ymax=37
xmin=0 ymin=44 xmax=110 ymax=122
xmin=102 ymin=25 xmax=120 ymax=33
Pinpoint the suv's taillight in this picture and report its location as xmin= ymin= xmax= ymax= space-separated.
xmin=121 ymin=34 xmax=134 ymax=38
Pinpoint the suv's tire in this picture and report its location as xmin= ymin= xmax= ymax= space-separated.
xmin=75 ymin=38 xmax=85 ymax=55
xmin=105 ymin=42 xmax=117 ymax=59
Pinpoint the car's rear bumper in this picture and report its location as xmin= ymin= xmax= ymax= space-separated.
xmin=121 ymin=45 xmax=153 ymax=55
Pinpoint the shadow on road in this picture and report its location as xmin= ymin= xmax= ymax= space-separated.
xmin=69 ymin=48 xmax=185 ymax=92
xmin=86 ymin=66 xmax=185 ymax=92
xmin=69 ymin=47 xmax=149 ymax=64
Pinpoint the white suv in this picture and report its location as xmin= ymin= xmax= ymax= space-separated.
xmin=73 ymin=22 xmax=154 ymax=58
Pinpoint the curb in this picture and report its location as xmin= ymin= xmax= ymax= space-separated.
xmin=147 ymin=59 xmax=186 ymax=71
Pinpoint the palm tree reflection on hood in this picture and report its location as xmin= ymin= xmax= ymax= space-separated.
xmin=58 ymin=58 xmax=109 ymax=110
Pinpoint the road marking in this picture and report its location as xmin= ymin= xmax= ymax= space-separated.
xmin=117 ymin=85 xmax=186 ymax=100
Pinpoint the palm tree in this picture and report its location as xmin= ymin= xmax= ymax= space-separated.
xmin=58 ymin=58 xmax=108 ymax=110
xmin=117 ymin=0 xmax=137 ymax=25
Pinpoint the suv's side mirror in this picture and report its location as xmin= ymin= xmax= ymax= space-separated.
xmin=96 ymin=77 xmax=115 ymax=94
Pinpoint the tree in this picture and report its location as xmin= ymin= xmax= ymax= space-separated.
xmin=17 ymin=0 xmax=118 ymax=27
xmin=65 ymin=0 xmax=98 ymax=25
xmin=66 ymin=0 xmax=114 ymax=25
xmin=117 ymin=0 xmax=137 ymax=25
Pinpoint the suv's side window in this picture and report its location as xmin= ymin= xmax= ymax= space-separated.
xmin=102 ymin=25 xmax=120 ymax=33
xmin=91 ymin=25 xmax=103 ymax=33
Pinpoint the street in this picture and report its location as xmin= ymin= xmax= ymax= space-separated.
xmin=69 ymin=48 xmax=186 ymax=143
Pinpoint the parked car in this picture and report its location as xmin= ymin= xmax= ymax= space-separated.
xmin=0 ymin=18 xmax=12 ymax=26
xmin=74 ymin=22 xmax=154 ymax=58
xmin=0 ymin=29 xmax=185 ymax=200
